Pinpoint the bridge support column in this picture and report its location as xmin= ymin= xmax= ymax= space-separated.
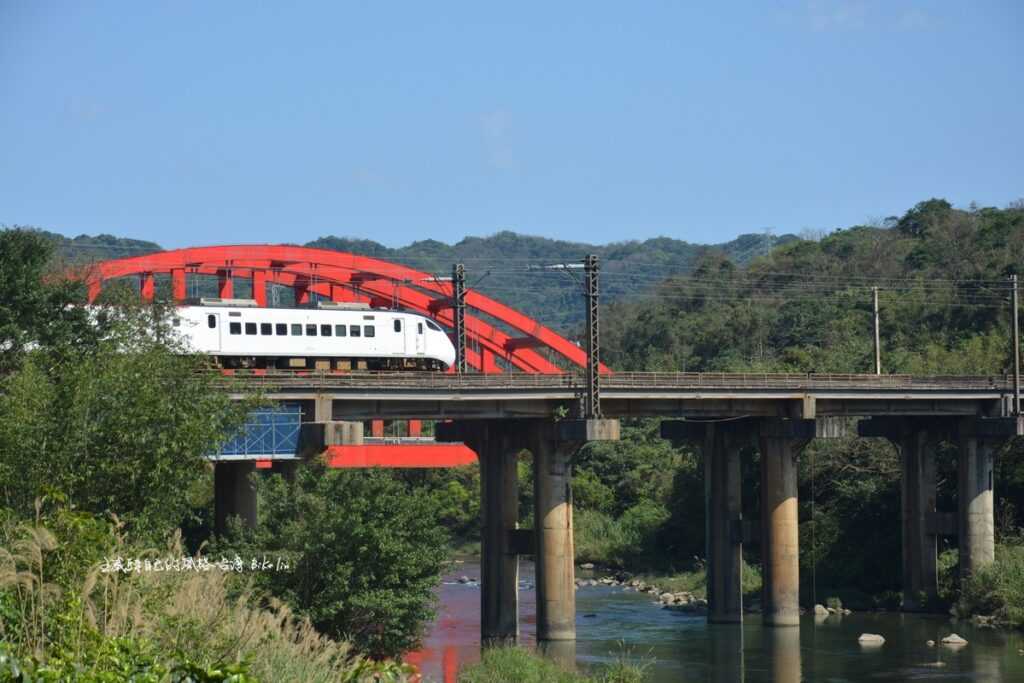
xmin=479 ymin=427 xmax=521 ymax=643
xmin=707 ymin=424 xmax=745 ymax=624
xmin=759 ymin=419 xmax=812 ymax=627
xmin=903 ymin=429 xmax=938 ymax=610
xmin=958 ymin=417 xmax=1022 ymax=577
xmin=959 ymin=421 xmax=995 ymax=578
xmin=532 ymin=428 xmax=577 ymax=641
xmin=214 ymin=461 xmax=257 ymax=535
xmin=661 ymin=420 xmax=751 ymax=623
xmin=858 ymin=417 xmax=945 ymax=611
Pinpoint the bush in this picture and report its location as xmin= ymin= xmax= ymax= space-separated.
xmin=574 ymin=502 xmax=670 ymax=569
xmin=0 ymin=510 xmax=396 ymax=682
xmin=457 ymin=646 xmax=649 ymax=683
xmin=219 ymin=461 xmax=450 ymax=658
xmin=955 ymin=543 xmax=1024 ymax=627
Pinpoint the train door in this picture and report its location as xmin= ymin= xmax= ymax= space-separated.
xmin=205 ymin=313 xmax=221 ymax=352
xmin=392 ymin=317 xmax=407 ymax=354
xmin=414 ymin=320 xmax=426 ymax=355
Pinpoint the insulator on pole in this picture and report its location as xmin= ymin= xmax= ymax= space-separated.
xmin=584 ymin=254 xmax=601 ymax=418
xmin=453 ymin=263 xmax=467 ymax=374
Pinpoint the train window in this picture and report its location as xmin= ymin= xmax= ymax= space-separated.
xmin=335 ymin=324 xmax=346 ymax=337
xmin=426 ymin=320 xmax=441 ymax=331
xmin=350 ymin=325 xmax=361 ymax=337
xmin=245 ymin=322 xmax=257 ymax=335
xmin=364 ymin=325 xmax=375 ymax=338
xmin=306 ymin=324 xmax=317 ymax=336
xmin=276 ymin=323 xmax=287 ymax=335
xmin=417 ymin=322 xmax=423 ymax=334
xmin=394 ymin=320 xmax=402 ymax=332
xmin=260 ymin=323 xmax=272 ymax=336
xmin=291 ymin=323 xmax=302 ymax=336
xmin=321 ymin=324 xmax=331 ymax=337
xmin=229 ymin=322 xmax=241 ymax=335
xmin=207 ymin=315 xmax=216 ymax=329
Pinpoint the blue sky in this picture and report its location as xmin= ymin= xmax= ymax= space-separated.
xmin=1 ymin=1 xmax=1020 ymax=249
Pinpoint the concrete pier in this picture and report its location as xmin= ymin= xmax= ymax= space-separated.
xmin=214 ymin=461 xmax=257 ymax=534
xmin=706 ymin=424 xmax=745 ymax=624
xmin=858 ymin=417 xmax=941 ymax=611
xmin=531 ymin=428 xmax=577 ymax=641
xmin=478 ymin=426 xmax=521 ymax=643
xmin=759 ymin=419 xmax=812 ymax=627
xmin=900 ymin=427 xmax=938 ymax=611
xmin=958 ymin=422 xmax=995 ymax=578
xmin=661 ymin=420 xmax=751 ymax=624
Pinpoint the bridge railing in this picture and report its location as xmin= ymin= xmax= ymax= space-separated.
xmin=206 ymin=370 xmax=1012 ymax=392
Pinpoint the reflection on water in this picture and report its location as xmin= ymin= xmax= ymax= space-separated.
xmin=409 ymin=560 xmax=1024 ymax=682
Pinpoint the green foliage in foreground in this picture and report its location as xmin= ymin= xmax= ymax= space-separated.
xmin=0 ymin=509 xmax=413 ymax=682
xmin=217 ymin=461 xmax=450 ymax=659
xmin=0 ymin=229 xmax=246 ymax=542
xmin=956 ymin=543 xmax=1024 ymax=628
xmin=457 ymin=646 xmax=649 ymax=683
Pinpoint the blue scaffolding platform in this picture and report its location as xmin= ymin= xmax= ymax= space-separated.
xmin=211 ymin=404 xmax=303 ymax=461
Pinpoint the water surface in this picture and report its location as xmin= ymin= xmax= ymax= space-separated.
xmin=409 ymin=560 xmax=1024 ymax=682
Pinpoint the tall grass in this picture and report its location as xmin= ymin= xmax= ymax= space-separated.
xmin=2 ymin=513 xmax=414 ymax=681
xmin=574 ymin=502 xmax=669 ymax=569
xmin=458 ymin=646 xmax=650 ymax=683
xmin=955 ymin=543 xmax=1024 ymax=628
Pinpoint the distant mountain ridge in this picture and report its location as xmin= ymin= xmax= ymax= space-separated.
xmin=24 ymin=227 xmax=797 ymax=332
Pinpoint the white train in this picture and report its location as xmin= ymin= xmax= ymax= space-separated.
xmin=169 ymin=299 xmax=456 ymax=370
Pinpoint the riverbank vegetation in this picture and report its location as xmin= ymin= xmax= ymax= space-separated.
xmin=457 ymin=646 xmax=648 ymax=683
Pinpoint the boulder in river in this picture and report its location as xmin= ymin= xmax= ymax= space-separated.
xmin=858 ymin=633 xmax=885 ymax=645
xmin=926 ymin=640 xmax=936 ymax=647
xmin=941 ymin=633 xmax=968 ymax=646
xmin=814 ymin=604 xmax=829 ymax=616
xmin=580 ymin=562 xmax=595 ymax=570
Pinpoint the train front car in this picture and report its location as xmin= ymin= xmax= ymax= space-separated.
xmin=170 ymin=299 xmax=456 ymax=371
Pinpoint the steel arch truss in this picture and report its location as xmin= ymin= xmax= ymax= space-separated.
xmin=82 ymin=244 xmax=609 ymax=374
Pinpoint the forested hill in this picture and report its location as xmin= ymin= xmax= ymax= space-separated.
xmin=305 ymin=231 xmax=798 ymax=330
xmin=603 ymin=199 xmax=1024 ymax=375
xmin=30 ymin=229 xmax=162 ymax=264
xmin=20 ymin=227 xmax=796 ymax=332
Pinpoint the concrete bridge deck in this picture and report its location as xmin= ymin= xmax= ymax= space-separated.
xmin=215 ymin=370 xmax=1015 ymax=419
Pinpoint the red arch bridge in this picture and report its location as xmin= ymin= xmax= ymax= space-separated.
xmin=84 ymin=243 xmax=611 ymax=467
xmin=81 ymin=244 xmax=1023 ymax=643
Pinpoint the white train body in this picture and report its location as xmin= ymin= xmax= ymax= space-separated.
xmin=170 ymin=300 xmax=455 ymax=370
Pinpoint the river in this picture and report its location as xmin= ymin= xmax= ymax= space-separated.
xmin=408 ymin=560 xmax=1024 ymax=682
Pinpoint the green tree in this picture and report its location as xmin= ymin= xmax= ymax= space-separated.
xmin=222 ymin=461 xmax=449 ymax=659
xmin=0 ymin=229 xmax=244 ymax=539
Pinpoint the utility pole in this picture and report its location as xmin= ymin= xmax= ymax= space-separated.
xmin=1012 ymin=274 xmax=1020 ymax=415
xmin=528 ymin=255 xmax=602 ymax=417
xmin=453 ymin=263 xmax=467 ymax=374
xmin=873 ymin=286 xmax=881 ymax=375
xmin=584 ymin=254 xmax=601 ymax=419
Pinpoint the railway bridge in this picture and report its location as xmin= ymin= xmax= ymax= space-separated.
xmin=83 ymin=246 xmax=1024 ymax=646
